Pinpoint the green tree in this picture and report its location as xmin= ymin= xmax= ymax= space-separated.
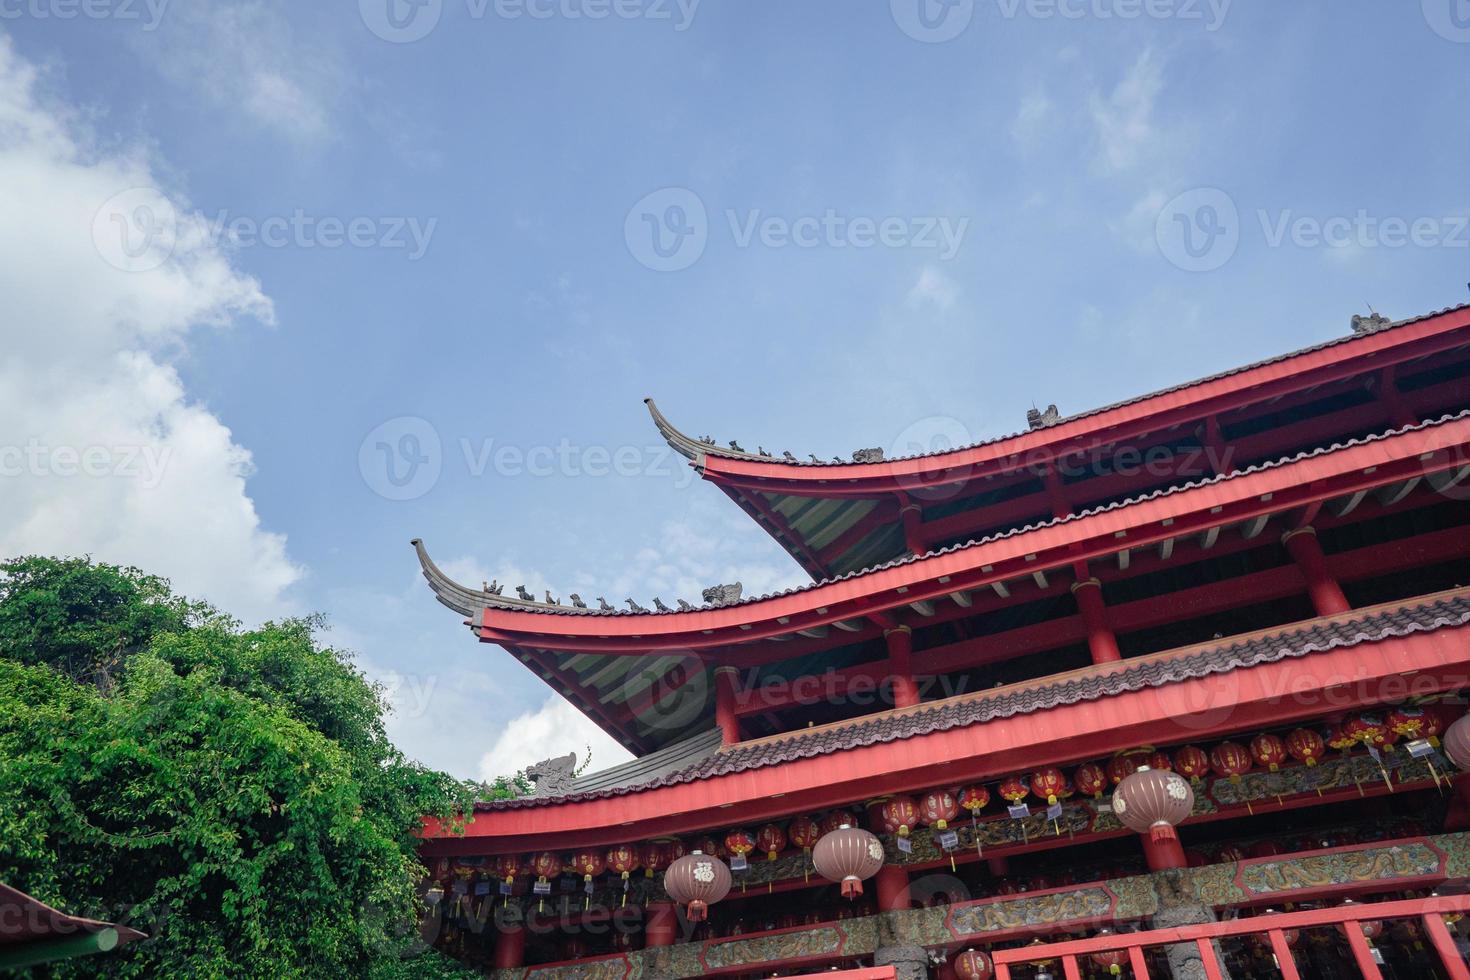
xmin=0 ymin=556 xmax=477 ymax=978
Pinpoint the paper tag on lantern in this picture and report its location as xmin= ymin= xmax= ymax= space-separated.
xmin=1096 ymin=802 xmax=1114 ymax=814
xmin=452 ymin=881 xmax=468 ymax=896
xmin=1366 ymin=745 xmax=1382 ymax=763
xmin=730 ymin=854 xmax=748 ymax=871
xmin=938 ymin=830 xmax=959 ymax=851
xmin=1407 ymin=739 xmax=1435 ymax=758
xmin=1008 ymin=803 xmax=1030 ymax=820
xmin=584 ymin=881 xmax=595 ymax=895
xmin=896 ymin=836 xmax=913 ymax=854
xmin=500 ymin=882 xmax=513 ymax=896
xmin=533 ymin=880 xmax=551 ymax=895
xmin=474 ymin=882 xmax=491 ymax=896
xmin=1371 ymin=947 xmax=1385 ymax=965
xmin=1046 ymin=803 xmax=1063 ymax=821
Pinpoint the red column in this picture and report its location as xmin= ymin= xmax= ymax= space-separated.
xmin=900 ymin=501 xmax=924 ymax=554
xmin=1282 ymin=528 xmax=1350 ymax=616
xmin=885 ymin=626 xmax=920 ymax=709
xmin=644 ymin=902 xmax=678 ymax=947
xmin=1071 ymin=578 xmax=1122 ymax=665
xmin=713 ymin=666 xmax=741 ymax=745
xmin=493 ymin=924 xmax=525 ymax=969
xmin=1141 ymin=834 xmax=1187 ymax=872
xmin=875 ymin=863 xmax=911 ymax=912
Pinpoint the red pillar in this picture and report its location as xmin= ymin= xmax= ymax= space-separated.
xmin=493 ymin=924 xmax=525 ymax=969
xmin=900 ymin=501 xmax=924 ymax=554
xmin=1282 ymin=528 xmax=1350 ymax=616
xmin=884 ymin=626 xmax=920 ymax=709
xmin=875 ymin=863 xmax=911 ymax=912
xmin=644 ymin=902 xmax=678 ymax=947
xmin=713 ymin=666 xmax=741 ymax=745
xmin=1071 ymin=578 xmax=1122 ymax=665
xmin=1142 ymin=834 xmax=1187 ymax=872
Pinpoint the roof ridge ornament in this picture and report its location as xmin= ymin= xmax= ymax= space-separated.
xmin=1351 ymin=310 xmax=1392 ymax=336
xmin=1027 ymin=403 xmax=1062 ymax=431
xmin=851 ymin=447 xmax=885 ymax=463
xmin=702 ymin=582 xmax=743 ymax=606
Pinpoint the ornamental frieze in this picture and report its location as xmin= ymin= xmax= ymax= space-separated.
xmin=523 ymin=953 xmax=633 ymax=980
xmin=947 ymin=887 xmax=1115 ymax=938
xmin=1239 ymin=842 xmax=1444 ymax=896
xmin=700 ymin=925 xmax=847 ymax=970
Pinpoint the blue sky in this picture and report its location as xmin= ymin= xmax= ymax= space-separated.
xmin=1 ymin=0 xmax=1467 ymax=781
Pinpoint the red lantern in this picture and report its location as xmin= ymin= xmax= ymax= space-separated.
xmin=755 ymin=823 xmax=786 ymax=861
xmin=1445 ymin=714 xmax=1470 ymax=770
xmin=1147 ymin=751 xmax=1174 ymax=772
xmin=1073 ymin=763 xmax=1108 ymax=799
xmin=1210 ymin=741 xmax=1253 ymax=783
xmin=958 ymin=786 xmax=990 ymax=812
xmin=695 ymin=835 xmax=727 ymax=859
xmin=606 ymin=844 xmax=640 ymax=881
xmin=1326 ymin=724 xmax=1357 ymax=752
xmin=641 ymin=841 xmax=672 ymax=879
xmin=919 ymin=790 xmax=960 ymax=830
xmin=1422 ymin=705 xmax=1449 ymax=745
xmin=877 ymin=796 xmax=920 ymax=838
xmin=723 ymin=830 xmax=755 ymax=860
xmin=663 ymin=851 xmax=732 ymax=922
xmin=1217 ymin=844 xmax=1247 ymax=863
xmin=493 ymin=853 xmax=521 ymax=885
xmin=953 ymin=948 xmax=994 ymax=980
xmin=1387 ymin=706 xmax=1428 ymax=739
xmin=1286 ymin=728 xmax=1325 ymax=767
xmin=821 ymin=810 xmax=858 ymax=834
xmin=1344 ymin=714 xmax=1390 ymax=748
xmin=1030 ymin=767 xmax=1069 ymax=806
xmin=788 ymin=816 xmax=820 ymax=851
xmin=570 ymin=849 xmax=605 ymax=883
xmin=1108 ymin=750 xmax=1151 ymax=784
xmin=812 ymin=825 xmax=886 ymax=900
xmin=998 ymin=775 xmax=1030 ymax=805
xmin=531 ymin=851 xmax=563 ymax=885
xmin=664 ymin=839 xmax=687 ymax=863
xmin=1112 ymin=769 xmax=1194 ymax=843
xmin=1248 ymin=840 xmax=1284 ymax=859
xmin=1091 ymin=943 xmax=1127 ymax=977
xmin=1250 ymin=733 xmax=1288 ymax=772
xmin=1173 ymin=746 xmax=1211 ymax=782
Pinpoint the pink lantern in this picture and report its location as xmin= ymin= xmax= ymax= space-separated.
xmin=812 ymin=825 xmax=885 ymax=900
xmin=1443 ymin=714 xmax=1470 ymax=769
xmin=662 ymin=850 xmax=732 ymax=922
xmin=1112 ymin=768 xmax=1195 ymax=843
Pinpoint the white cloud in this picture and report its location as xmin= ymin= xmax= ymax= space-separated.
xmin=1090 ymin=47 xmax=1166 ymax=174
xmin=907 ymin=267 xmax=961 ymax=313
xmin=479 ymin=693 xmax=634 ymax=782
xmin=1011 ymin=86 xmax=1053 ymax=153
xmin=0 ymin=35 xmax=299 ymax=622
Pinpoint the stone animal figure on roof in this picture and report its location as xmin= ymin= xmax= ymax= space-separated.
xmin=569 ymin=594 xmax=587 ymax=609
xmin=702 ymin=583 xmax=743 ymax=606
xmin=1027 ymin=404 xmax=1061 ymax=430
xmin=597 ymin=597 xmax=613 ymax=611
xmin=516 ymin=585 xmax=535 ymax=601
xmin=1351 ymin=312 xmax=1391 ymax=335
xmin=851 ymin=447 xmax=884 ymax=463
xmin=484 ymin=579 xmax=504 ymax=596
xmin=653 ymin=597 xmax=673 ymax=613
xmin=545 ymin=590 xmax=560 ymax=606
xmin=526 ymin=753 xmax=577 ymax=798
xmin=626 ymin=598 xmax=650 ymax=613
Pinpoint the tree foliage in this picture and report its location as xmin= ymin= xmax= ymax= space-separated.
xmin=0 ymin=556 xmax=478 ymax=978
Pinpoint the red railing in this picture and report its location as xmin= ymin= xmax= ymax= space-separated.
xmin=991 ymin=894 xmax=1470 ymax=980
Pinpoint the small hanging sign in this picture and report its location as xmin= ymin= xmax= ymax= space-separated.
xmin=451 ymin=880 xmax=468 ymax=896
xmin=1007 ymin=803 xmax=1030 ymax=820
xmin=896 ymin=836 xmax=913 ymax=855
xmin=474 ymin=882 xmax=491 ymax=896
xmin=1096 ymin=801 xmax=1114 ymax=814
xmin=730 ymin=854 xmax=748 ymax=872
xmin=1407 ymin=739 xmax=1436 ymax=758
xmin=938 ymin=830 xmax=959 ymax=851
xmin=1371 ymin=947 xmax=1385 ymax=965
xmin=532 ymin=880 xmax=551 ymax=896
xmin=560 ymin=877 xmax=577 ymax=893
xmin=499 ymin=882 xmax=513 ymax=896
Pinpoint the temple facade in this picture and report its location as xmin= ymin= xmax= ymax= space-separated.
xmin=414 ymin=303 xmax=1470 ymax=980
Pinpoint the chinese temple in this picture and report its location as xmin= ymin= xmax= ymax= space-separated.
xmin=414 ymin=302 xmax=1470 ymax=980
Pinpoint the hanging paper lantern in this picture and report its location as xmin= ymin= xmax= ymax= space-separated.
xmin=755 ymin=823 xmax=786 ymax=861
xmin=1030 ymin=767 xmax=1069 ymax=806
xmin=1090 ymin=934 xmax=1127 ymax=977
xmin=1248 ymin=840 xmax=1284 ymax=859
xmin=1387 ymin=706 xmax=1428 ymax=739
xmin=1422 ymin=705 xmax=1449 ymax=745
xmin=1250 ymin=733 xmax=1288 ymax=772
xmin=1344 ymin=714 xmax=1390 ymax=748
xmin=1286 ymin=728 xmax=1326 ymax=767
xmin=1147 ymin=751 xmax=1174 ymax=772
xmin=492 ymin=853 xmax=521 ymax=886
xmin=695 ymin=835 xmax=728 ymax=859
xmin=641 ymin=841 xmax=671 ymax=879
xmin=1445 ymin=714 xmax=1470 ymax=770
xmin=919 ymin=790 xmax=960 ymax=830
xmin=1108 ymin=750 xmax=1151 ymax=784
xmin=1172 ymin=746 xmax=1211 ymax=783
xmin=812 ymin=825 xmax=886 ymax=900
xmin=663 ymin=850 xmax=732 ymax=922
xmin=877 ymin=796 xmax=920 ymax=838
xmin=531 ymin=851 xmax=563 ymax=886
xmin=958 ymin=786 xmax=991 ymax=812
xmin=821 ymin=810 xmax=859 ymax=835
xmin=1073 ymin=763 xmax=1109 ymax=799
xmin=606 ymin=844 xmax=640 ymax=881
xmin=1359 ymin=918 xmax=1384 ymax=941
xmin=788 ymin=816 xmax=821 ymax=852
xmin=1216 ymin=844 xmax=1247 ymax=863
xmin=1210 ymin=742 xmax=1253 ymax=784
xmin=953 ymin=948 xmax=994 ymax=980
xmin=570 ymin=849 xmax=606 ymax=884
xmin=1326 ymin=724 xmax=1357 ymax=752
xmin=723 ymin=830 xmax=755 ymax=861
xmin=1112 ymin=768 xmax=1195 ymax=843
xmin=998 ymin=775 xmax=1030 ymax=805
